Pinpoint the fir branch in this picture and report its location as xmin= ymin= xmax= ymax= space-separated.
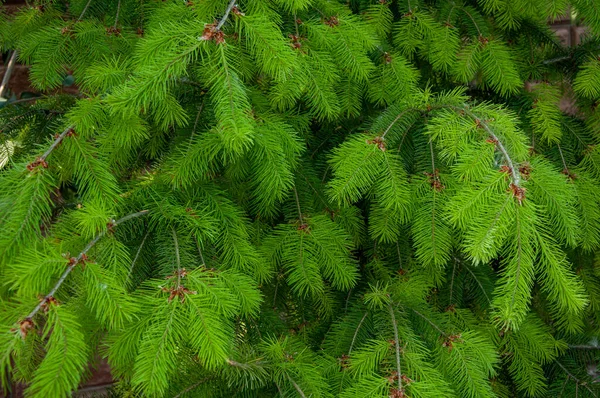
xmin=21 ymin=210 xmax=149 ymax=325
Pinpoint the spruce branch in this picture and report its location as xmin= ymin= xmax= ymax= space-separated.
xmin=19 ymin=210 xmax=149 ymax=332
xmin=381 ymin=103 xmax=523 ymax=186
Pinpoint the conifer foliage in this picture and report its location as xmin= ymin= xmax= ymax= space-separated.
xmin=2 ymin=0 xmax=600 ymax=397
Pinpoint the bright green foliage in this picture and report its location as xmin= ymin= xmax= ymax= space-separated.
xmin=1 ymin=0 xmax=600 ymax=397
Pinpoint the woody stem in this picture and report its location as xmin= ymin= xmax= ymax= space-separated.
xmin=216 ymin=0 xmax=237 ymax=31
xmin=388 ymin=303 xmax=403 ymax=391
xmin=172 ymin=227 xmax=182 ymax=288
xmin=0 ymin=50 xmax=18 ymax=99
xmin=39 ymin=125 xmax=74 ymax=162
xmin=453 ymin=105 xmax=521 ymax=186
xmin=24 ymin=210 xmax=149 ymax=321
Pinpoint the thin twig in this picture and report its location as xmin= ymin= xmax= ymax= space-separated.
xmin=195 ymin=235 xmax=206 ymax=266
xmin=172 ymin=227 xmax=182 ymax=288
xmin=0 ymin=50 xmax=18 ymax=99
xmin=388 ymin=304 xmax=403 ymax=391
xmin=173 ymin=377 xmax=212 ymax=398
xmin=464 ymin=265 xmax=492 ymax=305
xmin=429 ymin=139 xmax=436 ymax=174
xmin=454 ymin=105 xmax=522 ymax=186
xmin=287 ymin=374 xmax=307 ymax=398
xmin=113 ymin=0 xmax=122 ymax=28
xmin=348 ymin=312 xmax=368 ymax=355
xmin=293 ymin=185 xmax=304 ymax=224
xmin=557 ymin=143 xmax=569 ymax=173
xmin=556 ymin=361 xmax=598 ymax=397
xmin=40 ymin=125 xmax=74 ymax=162
xmin=381 ymin=108 xmax=417 ymax=139
xmin=448 ymin=260 xmax=457 ymax=305
xmin=460 ymin=7 xmax=482 ymax=37
xmin=216 ymin=0 xmax=237 ymax=30
xmin=188 ymin=101 xmax=205 ymax=146
xmin=127 ymin=228 xmax=149 ymax=282
xmin=77 ymin=0 xmax=93 ymax=21
xmin=1 ymin=96 xmax=42 ymax=106
xmin=411 ymin=309 xmax=447 ymax=337
xmin=569 ymin=345 xmax=600 ymax=350
xmin=543 ymin=55 xmax=571 ymax=65
xmin=23 ymin=210 xmax=149 ymax=322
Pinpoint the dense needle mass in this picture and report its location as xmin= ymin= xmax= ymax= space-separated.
xmin=1 ymin=0 xmax=600 ymax=397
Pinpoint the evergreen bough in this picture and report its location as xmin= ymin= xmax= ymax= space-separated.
xmin=1 ymin=0 xmax=600 ymax=397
